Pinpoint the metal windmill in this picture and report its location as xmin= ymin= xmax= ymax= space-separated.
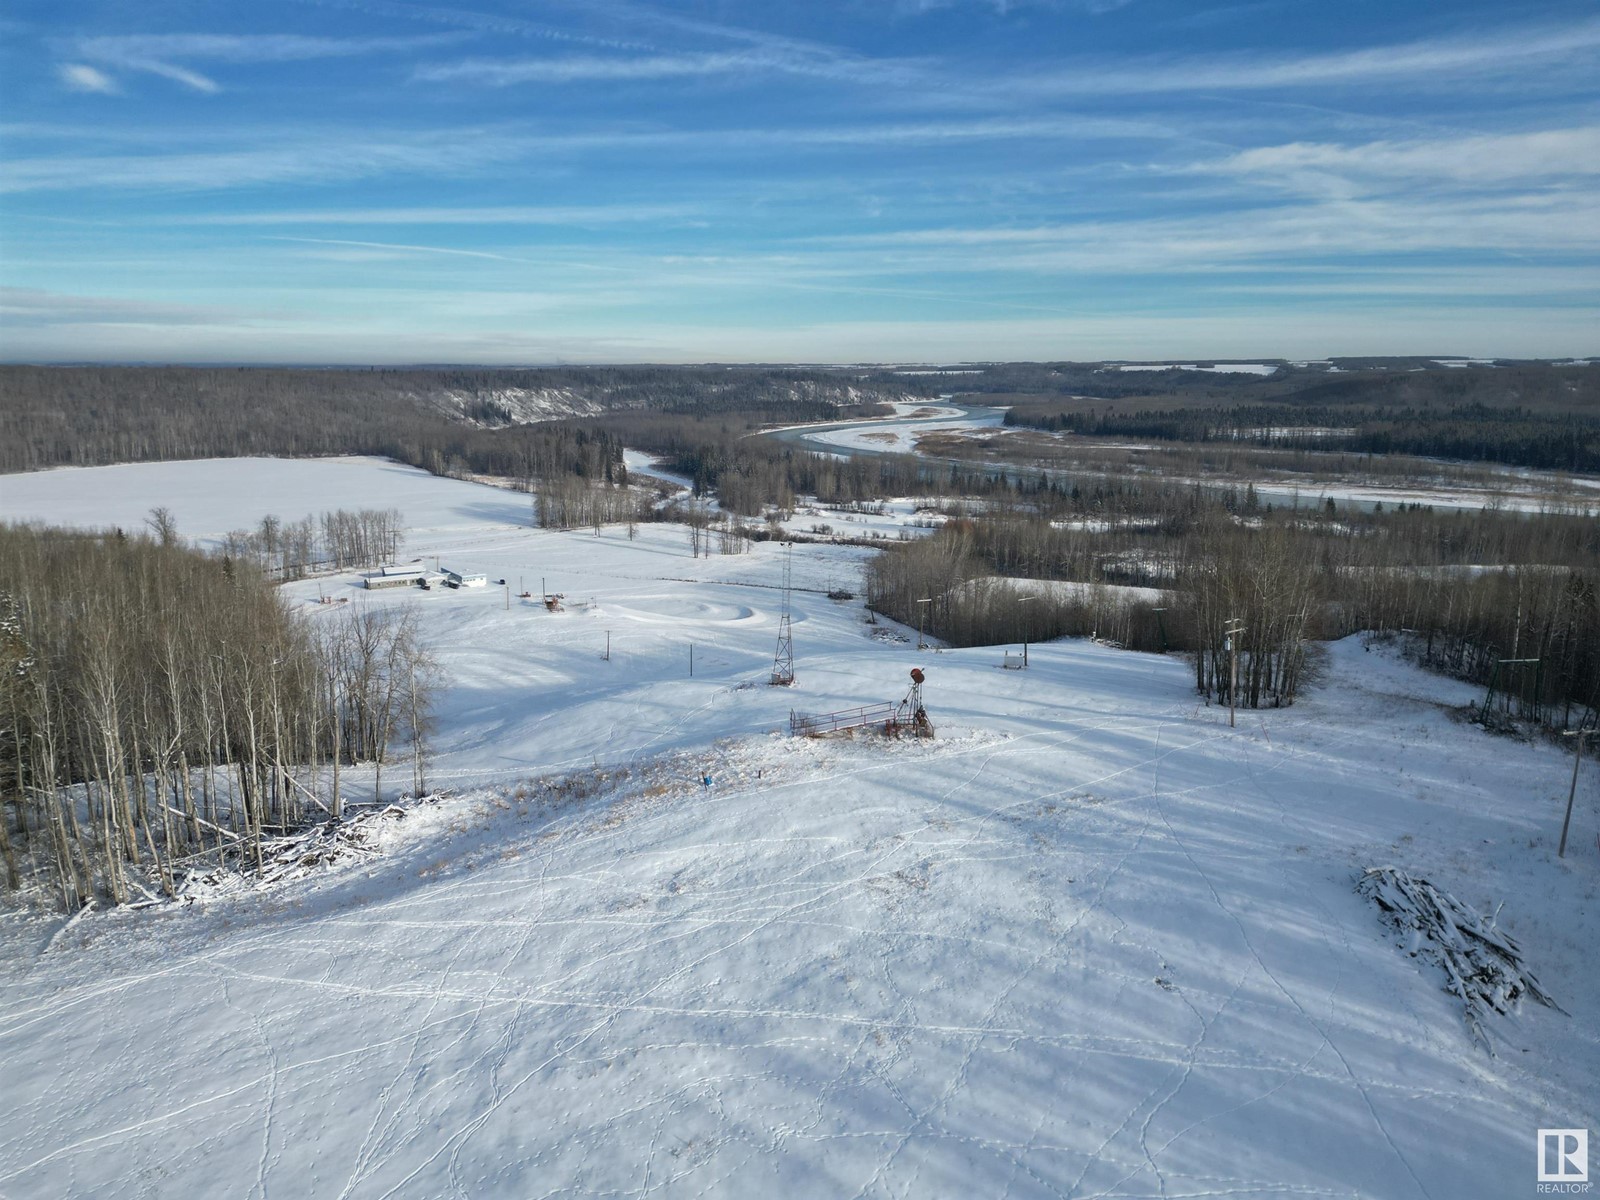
xmin=770 ymin=542 xmax=795 ymax=686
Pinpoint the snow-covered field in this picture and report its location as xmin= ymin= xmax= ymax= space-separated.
xmin=1107 ymin=363 xmax=1282 ymax=376
xmin=2 ymin=457 xmax=1597 ymax=1199
xmin=770 ymin=399 xmax=1007 ymax=457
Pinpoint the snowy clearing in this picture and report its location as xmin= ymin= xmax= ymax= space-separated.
xmin=1107 ymin=363 xmax=1282 ymax=376
xmin=768 ymin=399 xmax=1006 ymax=457
xmin=2 ymin=457 xmax=1598 ymax=1199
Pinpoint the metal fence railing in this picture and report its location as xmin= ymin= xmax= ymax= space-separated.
xmin=790 ymin=703 xmax=897 ymax=738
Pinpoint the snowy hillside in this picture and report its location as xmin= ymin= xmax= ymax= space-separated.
xmin=420 ymin=387 xmax=607 ymax=426
xmin=1 ymin=457 xmax=1596 ymax=1199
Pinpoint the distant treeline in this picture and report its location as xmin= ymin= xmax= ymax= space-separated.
xmin=1001 ymin=364 xmax=1600 ymax=474
xmin=0 ymin=365 xmax=928 ymax=476
xmin=949 ymin=359 xmax=1598 ymax=414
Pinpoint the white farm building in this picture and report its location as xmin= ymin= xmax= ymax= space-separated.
xmin=363 ymin=565 xmax=426 ymax=589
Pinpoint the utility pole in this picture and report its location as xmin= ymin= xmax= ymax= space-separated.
xmin=504 ymin=583 xmax=510 ymax=610
xmin=1152 ymin=606 xmax=1169 ymax=653
xmin=916 ymin=597 xmax=933 ymax=651
xmin=1018 ymin=594 xmax=1035 ymax=668
xmin=604 ymin=630 xmax=610 ymax=662
xmin=1559 ymin=727 xmax=1597 ymax=858
xmin=690 ymin=643 xmax=694 ymax=677
xmin=1224 ymin=619 xmax=1245 ymax=729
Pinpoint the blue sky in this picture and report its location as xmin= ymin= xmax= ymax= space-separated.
xmin=2 ymin=0 xmax=1597 ymax=363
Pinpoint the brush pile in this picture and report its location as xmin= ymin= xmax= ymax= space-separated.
xmin=174 ymin=800 xmax=432 ymax=901
xmin=1358 ymin=866 xmax=1563 ymax=1049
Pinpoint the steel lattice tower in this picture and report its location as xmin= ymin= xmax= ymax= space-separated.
xmin=770 ymin=542 xmax=795 ymax=686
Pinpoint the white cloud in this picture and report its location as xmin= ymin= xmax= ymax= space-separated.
xmin=76 ymin=32 xmax=460 ymax=64
xmin=11 ymin=305 xmax=1595 ymax=364
xmin=0 ymin=287 xmax=246 ymax=326
xmin=0 ymin=115 xmax=1164 ymax=193
xmin=660 ymin=309 xmax=1600 ymax=363
xmin=1011 ymin=16 xmax=1600 ymax=95
xmin=269 ymin=235 xmax=534 ymax=263
xmin=0 ymin=130 xmax=540 ymax=193
xmin=415 ymin=46 xmax=926 ymax=88
xmin=134 ymin=60 xmax=222 ymax=93
xmin=1214 ymin=126 xmax=1600 ymax=188
xmin=63 ymin=31 xmax=462 ymax=95
xmin=182 ymin=204 xmax=699 ymax=225
xmin=790 ymin=190 xmax=1600 ymax=270
xmin=418 ymin=51 xmax=765 ymax=85
xmin=57 ymin=63 xmax=118 ymax=94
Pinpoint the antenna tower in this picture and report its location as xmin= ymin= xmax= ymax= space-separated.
xmin=770 ymin=542 xmax=795 ymax=686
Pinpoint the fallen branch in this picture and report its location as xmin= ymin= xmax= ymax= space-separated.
xmin=42 ymin=899 xmax=97 ymax=954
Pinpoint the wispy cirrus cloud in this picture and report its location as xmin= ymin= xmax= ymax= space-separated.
xmin=182 ymin=203 xmax=699 ymax=225
xmin=417 ymin=50 xmax=780 ymax=85
xmin=413 ymin=15 xmax=1600 ymax=111
xmin=1210 ymin=125 xmax=1600 ymax=190
xmin=269 ymin=235 xmax=538 ymax=263
xmin=0 ymin=287 xmax=251 ymax=327
xmin=1010 ymin=15 xmax=1600 ymax=95
xmin=0 ymin=115 xmax=1167 ymax=193
xmin=290 ymin=0 xmax=652 ymax=53
xmin=64 ymin=31 xmax=464 ymax=94
xmin=414 ymin=46 xmax=927 ymax=88
xmin=792 ymin=191 xmax=1600 ymax=269
xmin=76 ymin=32 xmax=457 ymax=62
xmin=0 ymin=129 xmax=537 ymax=193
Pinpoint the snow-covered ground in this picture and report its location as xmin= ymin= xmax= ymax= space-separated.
xmin=1108 ymin=363 xmax=1282 ymax=376
xmin=622 ymin=449 xmax=697 ymax=496
xmin=0 ymin=455 xmax=529 ymax=545
xmin=778 ymin=497 xmax=955 ymax=542
xmin=2 ymin=457 xmax=1598 ymax=1199
xmin=757 ymin=403 xmax=1600 ymax=517
xmin=936 ymin=429 xmax=1598 ymax=516
xmin=769 ymin=399 xmax=1007 ymax=457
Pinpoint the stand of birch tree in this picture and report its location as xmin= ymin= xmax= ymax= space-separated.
xmin=0 ymin=525 xmax=437 ymax=909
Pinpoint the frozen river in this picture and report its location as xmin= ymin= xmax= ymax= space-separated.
xmin=762 ymin=402 xmax=1600 ymax=517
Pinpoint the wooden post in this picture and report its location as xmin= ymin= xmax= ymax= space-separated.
xmin=1224 ymin=619 xmax=1245 ymax=729
xmin=1230 ymin=637 xmax=1238 ymax=728
xmin=1560 ymin=729 xmax=1594 ymax=858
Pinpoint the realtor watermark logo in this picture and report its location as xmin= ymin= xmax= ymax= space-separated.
xmin=1539 ymin=1129 xmax=1591 ymax=1193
